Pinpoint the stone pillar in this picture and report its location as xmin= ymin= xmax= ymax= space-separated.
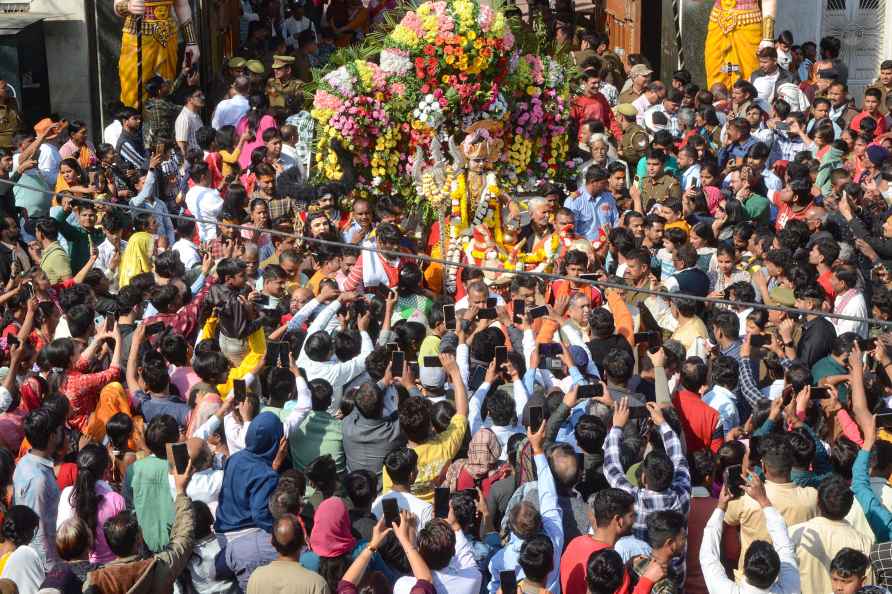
xmin=659 ymin=0 xmax=718 ymax=88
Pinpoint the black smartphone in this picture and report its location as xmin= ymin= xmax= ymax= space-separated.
xmin=538 ymin=343 xmax=562 ymax=357
xmin=528 ymin=405 xmax=544 ymax=431
xmin=391 ymin=350 xmax=405 ymax=377
xmin=146 ymin=321 xmax=165 ymax=336
xmin=495 ymin=345 xmax=508 ymax=367
xmin=477 ymin=308 xmax=497 ymax=320
xmin=634 ymin=331 xmax=660 ymax=346
xmin=382 ymin=497 xmax=400 ymax=526
xmin=443 ymin=304 xmax=456 ymax=327
xmin=267 ymin=341 xmax=283 ymax=364
xmin=528 ymin=305 xmax=548 ymax=320
xmin=386 ymin=342 xmax=399 ymax=354
xmin=486 ymin=297 xmax=497 ymax=308
xmin=408 ymin=362 xmax=419 ymax=379
xmin=512 ymin=299 xmax=525 ymax=324
xmin=580 ymin=273 xmax=599 ymax=283
xmin=578 ymin=383 xmax=603 ymax=398
xmin=24 ymin=283 xmax=33 ymax=299
xmin=233 ymin=379 xmax=247 ymax=403
xmin=278 ymin=343 xmax=290 ymax=368
xmin=254 ymin=294 xmax=270 ymax=306
xmin=877 ymin=412 xmax=892 ymax=428
xmin=725 ymin=464 xmax=746 ymax=498
xmin=6 ymin=335 xmax=18 ymax=349
xmin=750 ymin=334 xmax=771 ymax=348
xmin=811 ymin=386 xmax=832 ymax=400
xmin=500 ymin=570 xmax=517 ymax=594
xmin=628 ymin=405 xmax=651 ymax=419
xmin=423 ymin=356 xmax=443 ymax=367
xmin=469 ymin=365 xmax=487 ymax=391
xmin=168 ymin=442 xmax=189 ymax=475
xmin=105 ymin=315 xmax=115 ymax=333
xmin=858 ymin=337 xmax=877 ymax=351
xmin=434 ymin=487 xmax=450 ymax=519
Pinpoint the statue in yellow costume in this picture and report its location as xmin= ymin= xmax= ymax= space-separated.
xmin=114 ymin=0 xmax=200 ymax=107
xmin=414 ymin=121 xmax=519 ymax=294
xmin=705 ymin=0 xmax=777 ymax=90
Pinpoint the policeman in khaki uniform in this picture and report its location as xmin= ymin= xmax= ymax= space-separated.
xmin=638 ymin=148 xmax=680 ymax=209
xmin=227 ymin=56 xmax=246 ymax=79
xmin=265 ymin=55 xmax=302 ymax=111
xmin=617 ymin=103 xmax=649 ymax=167
xmin=210 ymin=56 xmax=245 ymax=105
xmin=246 ymin=59 xmax=266 ymax=95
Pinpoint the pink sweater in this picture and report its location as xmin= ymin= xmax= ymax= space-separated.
xmin=57 ymin=481 xmax=126 ymax=564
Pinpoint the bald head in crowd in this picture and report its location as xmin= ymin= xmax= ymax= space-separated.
xmin=272 ymin=514 xmax=305 ymax=558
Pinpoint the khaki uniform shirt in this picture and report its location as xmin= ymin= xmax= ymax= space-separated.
xmin=266 ymin=77 xmax=303 ymax=110
xmin=640 ymin=172 xmax=681 ymax=207
xmin=620 ymin=123 xmax=649 ymax=167
xmin=618 ymin=86 xmax=643 ymax=105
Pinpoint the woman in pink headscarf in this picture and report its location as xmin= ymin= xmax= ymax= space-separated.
xmin=235 ymin=103 xmax=277 ymax=171
xmin=305 ymin=497 xmax=362 ymax=593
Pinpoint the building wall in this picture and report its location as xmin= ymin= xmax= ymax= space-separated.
xmin=28 ymin=0 xmax=94 ymax=128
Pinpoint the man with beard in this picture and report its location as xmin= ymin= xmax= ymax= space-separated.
xmin=559 ymin=488 xmax=640 ymax=594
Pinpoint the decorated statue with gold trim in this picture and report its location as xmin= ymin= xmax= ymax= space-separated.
xmin=705 ymin=0 xmax=777 ymax=90
xmin=114 ymin=0 xmax=200 ymax=108
xmin=414 ymin=120 xmax=520 ymax=294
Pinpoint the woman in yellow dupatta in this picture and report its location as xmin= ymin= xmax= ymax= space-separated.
xmin=55 ymin=158 xmax=97 ymax=199
xmin=118 ymin=219 xmax=156 ymax=288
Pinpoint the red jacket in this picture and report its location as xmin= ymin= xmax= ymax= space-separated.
xmin=671 ymin=389 xmax=723 ymax=454
xmin=571 ymin=93 xmax=622 ymax=140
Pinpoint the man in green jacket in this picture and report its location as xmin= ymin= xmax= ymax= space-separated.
xmin=53 ymin=195 xmax=105 ymax=272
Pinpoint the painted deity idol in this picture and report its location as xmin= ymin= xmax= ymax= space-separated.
xmin=415 ymin=120 xmax=520 ymax=294
xmin=705 ymin=0 xmax=777 ymax=90
xmin=114 ymin=0 xmax=200 ymax=107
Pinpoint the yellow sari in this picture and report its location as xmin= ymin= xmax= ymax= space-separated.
xmin=705 ymin=0 xmax=763 ymax=90
xmin=119 ymin=230 xmax=154 ymax=288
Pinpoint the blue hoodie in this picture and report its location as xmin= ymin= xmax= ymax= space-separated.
xmin=215 ymin=411 xmax=283 ymax=533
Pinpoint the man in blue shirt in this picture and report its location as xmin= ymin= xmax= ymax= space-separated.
xmin=564 ymin=165 xmax=618 ymax=241
xmin=487 ymin=422 xmax=564 ymax=594
xmin=13 ymin=407 xmax=64 ymax=571
xmin=718 ymin=117 xmax=759 ymax=170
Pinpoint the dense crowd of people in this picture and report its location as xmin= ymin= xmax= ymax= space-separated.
xmin=2 ymin=2 xmax=892 ymax=594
